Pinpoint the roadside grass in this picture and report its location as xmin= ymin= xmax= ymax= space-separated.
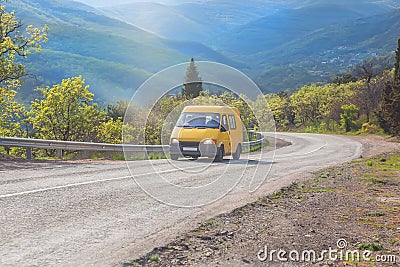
xmin=286 ymin=123 xmax=388 ymax=137
xmin=359 ymin=242 xmax=384 ymax=251
xmin=149 ymin=254 xmax=159 ymax=262
xmin=361 ymin=154 xmax=400 ymax=186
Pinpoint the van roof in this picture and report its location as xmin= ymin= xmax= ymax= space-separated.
xmin=182 ymin=105 xmax=240 ymax=115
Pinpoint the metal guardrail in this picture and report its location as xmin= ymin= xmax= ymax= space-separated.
xmin=0 ymin=132 xmax=264 ymax=160
xmin=242 ymin=132 xmax=264 ymax=150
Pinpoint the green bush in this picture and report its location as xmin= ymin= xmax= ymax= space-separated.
xmin=359 ymin=122 xmax=384 ymax=135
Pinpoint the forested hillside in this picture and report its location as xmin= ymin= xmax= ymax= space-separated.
xmin=7 ymin=0 xmax=235 ymax=101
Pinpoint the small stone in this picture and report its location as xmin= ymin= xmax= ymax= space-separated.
xmin=205 ymin=251 xmax=213 ymax=257
xmin=217 ymin=230 xmax=228 ymax=236
xmin=200 ymin=236 xmax=212 ymax=241
xmin=242 ymin=258 xmax=251 ymax=264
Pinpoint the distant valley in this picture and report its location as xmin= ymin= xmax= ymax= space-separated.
xmin=8 ymin=0 xmax=400 ymax=102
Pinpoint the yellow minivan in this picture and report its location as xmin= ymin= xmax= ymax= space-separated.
xmin=169 ymin=106 xmax=243 ymax=161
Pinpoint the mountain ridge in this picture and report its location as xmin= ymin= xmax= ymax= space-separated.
xmin=7 ymin=0 xmax=238 ymax=101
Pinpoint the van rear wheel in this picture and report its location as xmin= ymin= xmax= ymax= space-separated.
xmin=232 ymin=144 xmax=241 ymax=160
xmin=214 ymin=145 xmax=224 ymax=162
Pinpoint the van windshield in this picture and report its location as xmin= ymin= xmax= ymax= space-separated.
xmin=176 ymin=112 xmax=220 ymax=129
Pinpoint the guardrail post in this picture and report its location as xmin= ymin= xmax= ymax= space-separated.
xmin=105 ymin=151 xmax=111 ymax=159
xmin=83 ymin=150 xmax=89 ymax=158
xmin=26 ymin=148 xmax=32 ymax=160
xmin=57 ymin=149 xmax=63 ymax=159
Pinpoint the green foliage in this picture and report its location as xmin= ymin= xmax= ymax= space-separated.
xmin=340 ymin=104 xmax=359 ymax=132
xmin=96 ymin=118 xmax=123 ymax=144
xmin=266 ymin=69 xmax=394 ymax=134
xmin=359 ymin=122 xmax=384 ymax=135
xmin=378 ymin=38 xmax=400 ymax=136
xmin=0 ymin=1 xmax=48 ymax=86
xmin=0 ymin=0 xmax=47 ymax=137
xmin=291 ymin=83 xmax=352 ymax=126
xmin=145 ymin=95 xmax=184 ymax=145
xmin=359 ymin=242 xmax=384 ymax=251
xmin=149 ymin=254 xmax=159 ymax=262
xmin=107 ymin=100 xmax=129 ymax=120
xmin=266 ymin=91 xmax=295 ymax=127
xmin=274 ymin=82 xmax=356 ymax=132
xmin=0 ymin=87 xmax=27 ymax=137
xmin=30 ymin=76 xmax=107 ymax=141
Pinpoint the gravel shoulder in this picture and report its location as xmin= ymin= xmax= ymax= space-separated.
xmin=127 ymin=135 xmax=400 ymax=267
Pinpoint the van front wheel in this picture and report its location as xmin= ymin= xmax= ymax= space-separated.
xmin=214 ymin=145 xmax=224 ymax=162
xmin=232 ymin=144 xmax=241 ymax=160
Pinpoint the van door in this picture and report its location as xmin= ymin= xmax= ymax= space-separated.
xmin=228 ymin=114 xmax=239 ymax=153
xmin=220 ymin=114 xmax=231 ymax=154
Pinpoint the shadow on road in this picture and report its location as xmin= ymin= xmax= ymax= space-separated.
xmin=0 ymin=159 xmax=83 ymax=172
xmin=184 ymin=158 xmax=276 ymax=166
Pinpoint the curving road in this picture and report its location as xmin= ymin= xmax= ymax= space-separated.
xmin=0 ymin=133 xmax=362 ymax=266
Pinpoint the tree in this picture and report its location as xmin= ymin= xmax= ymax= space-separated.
xmin=332 ymin=74 xmax=356 ymax=85
xmin=291 ymin=85 xmax=324 ymax=125
xmin=145 ymin=95 xmax=183 ymax=144
xmin=182 ymin=58 xmax=202 ymax=98
xmin=378 ymin=38 xmax=400 ymax=136
xmin=340 ymin=104 xmax=359 ymax=132
xmin=0 ymin=0 xmax=48 ymax=137
xmin=107 ymin=100 xmax=129 ymax=120
xmin=352 ymin=70 xmax=391 ymax=122
xmin=354 ymin=59 xmax=379 ymax=84
xmin=96 ymin=118 xmax=123 ymax=144
xmin=266 ymin=92 xmax=295 ymax=128
xmin=0 ymin=87 xmax=26 ymax=136
xmin=30 ymin=76 xmax=107 ymax=142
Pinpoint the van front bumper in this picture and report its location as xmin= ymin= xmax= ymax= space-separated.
xmin=170 ymin=142 xmax=217 ymax=158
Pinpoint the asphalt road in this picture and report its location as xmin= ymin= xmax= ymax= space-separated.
xmin=0 ymin=133 xmax=362 ymax=266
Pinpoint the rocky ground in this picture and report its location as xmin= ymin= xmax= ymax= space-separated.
xmin=127 ymin=136 xmax=400 ymax=267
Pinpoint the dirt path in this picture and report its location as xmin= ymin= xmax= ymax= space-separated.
xmin=127 ymin=135 xmax=400 ymax=267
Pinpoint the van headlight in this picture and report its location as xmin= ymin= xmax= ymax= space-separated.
xmin=170 ymin=138 xmax=179 ymax=145
xmin=202 ymin=139 xmax=216 ymax=145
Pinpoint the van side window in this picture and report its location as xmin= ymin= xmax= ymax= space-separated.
xmin=222 ymin=115 xmax=229 ymax=131
xmin=228 ymin=115 xmax=236 ymax=129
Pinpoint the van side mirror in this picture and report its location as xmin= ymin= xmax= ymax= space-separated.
xmin=220 ymin=126 xmax=227 ymax=132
